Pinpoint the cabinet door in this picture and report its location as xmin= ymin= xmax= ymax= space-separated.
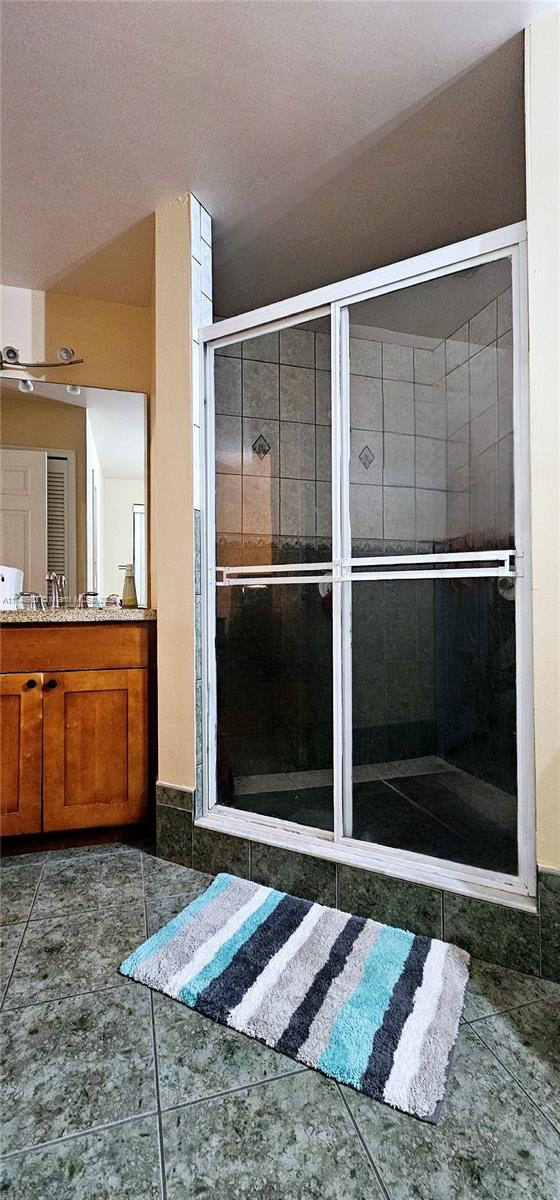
xmin=0 ymin=674 xmax=43 ymax=836
xmin=42 ymin=669 xmax=147 ymax=831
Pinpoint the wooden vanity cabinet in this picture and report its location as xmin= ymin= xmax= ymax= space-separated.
xmin=0 ymin=673 xmax=43 ymax=836
xmin=0 ymin=623 xmax=155 ymax=836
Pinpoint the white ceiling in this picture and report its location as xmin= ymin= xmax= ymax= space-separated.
xmin=1 ymin=0 xmax=556 ymax=306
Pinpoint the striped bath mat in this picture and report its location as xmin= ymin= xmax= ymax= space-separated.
xmin=120 ymin=873 xmax=469 ymax=1119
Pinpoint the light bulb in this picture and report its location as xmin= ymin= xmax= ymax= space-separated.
xmin=18 ymin=379 xmax=34 ymax=393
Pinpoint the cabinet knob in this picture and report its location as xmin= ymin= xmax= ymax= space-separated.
xmin=46 ymin=679 xmax=58 ymax=690
xmin=26 ymin=679 xmax=37 ymax=689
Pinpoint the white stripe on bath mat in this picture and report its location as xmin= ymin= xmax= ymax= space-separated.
xmin=383 ymin=939 xmax=447 ymax=1111
xmin=166 ymin=884 xmax=274 ymax=996
xmin=227 ymin=902 xmax=324 ymax=1029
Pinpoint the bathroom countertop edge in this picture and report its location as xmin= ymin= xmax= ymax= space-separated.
xmin=0 ymin=608 xmax=157 ymax=624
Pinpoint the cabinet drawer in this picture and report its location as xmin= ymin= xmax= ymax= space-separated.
xmin=0 ymin=624 xmax=149 ymax=673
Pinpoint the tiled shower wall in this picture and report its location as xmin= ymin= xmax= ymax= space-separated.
xmin=445 ymin=285 xmax=514 ymax=549
xmin=214 ymin=326 xmax=332 ymax=564
xmin=214 ymin=323 xmax=457 ymax=559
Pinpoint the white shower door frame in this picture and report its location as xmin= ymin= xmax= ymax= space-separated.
xmin=198 ymin=221 xmax=536 ymax=910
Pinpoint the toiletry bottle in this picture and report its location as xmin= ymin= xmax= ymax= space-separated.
xmin=119 ymin=563 xmax=138 ymax=608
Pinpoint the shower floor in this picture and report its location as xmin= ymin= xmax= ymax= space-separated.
xmin=229 ymin=756 xmax=518 ymax=874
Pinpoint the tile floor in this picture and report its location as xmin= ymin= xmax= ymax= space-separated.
xmin=1 ymin=844 xmax=559 ymax=1199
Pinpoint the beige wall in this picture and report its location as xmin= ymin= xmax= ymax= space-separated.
xmin=526 ymin=13 xmax=560 ymax=870
xmin=0 ymin=386 xmax=87 ymax=592
xmin=153 ymin=197 xmax=195 ymax=788
xmin=44 ymin=292 xmax=152 ymax=395
xmin=103 ymin=477 xmax=145 ymax=598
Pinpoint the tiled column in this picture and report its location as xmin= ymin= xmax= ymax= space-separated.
xmin=155 ymin=195 xmax=212 ymax=851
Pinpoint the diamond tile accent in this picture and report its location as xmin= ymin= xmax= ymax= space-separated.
xmin=358 ymin=444 xmax=375 ymax=470
xmin=252 ymin=434 xmax=271 ymax=460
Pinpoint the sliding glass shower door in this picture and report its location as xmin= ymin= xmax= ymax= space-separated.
xmin=342 ymin=259 xmax=520 ymax=877
xmin=212 ymin=318 xmax=335 ymax=834
xmin=203 ymin=223 xmax=534 ymax=901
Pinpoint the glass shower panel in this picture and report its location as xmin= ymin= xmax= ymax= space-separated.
xmin=214 ymin=316 xmax=331 ymax=571
xmin=216 ymin=581 xmax=333 ymax=830
xmin=350 ymin=576 xmax=518 ymax=874
xmin=347 ymin=258 xmax=514 ymax=556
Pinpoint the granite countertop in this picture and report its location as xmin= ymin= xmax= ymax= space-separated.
xmin=0 ymin=607 xmax=157 ymax=624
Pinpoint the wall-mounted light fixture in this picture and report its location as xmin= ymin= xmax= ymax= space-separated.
xmin=1 ymin=345 xmax=84 ymax=371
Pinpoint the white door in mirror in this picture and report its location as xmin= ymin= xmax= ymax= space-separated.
xmin=0 ymin=447 xmax=47 ymax=598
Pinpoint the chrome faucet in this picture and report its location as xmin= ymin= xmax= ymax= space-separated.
xmin=45 ymin=573 xmax=67 ymax=608
xmin=45 ymin=572 xmax=60 ymax=607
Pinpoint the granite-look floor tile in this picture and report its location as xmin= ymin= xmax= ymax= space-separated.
xmin=474 ymin=1000 xmax=560 ymax=1131
xmin=155 ymin=806 xmax=193 ymax=866
xmin=0 ymin=1116 xmax=162 ymax=1198
xmin=464 ymin=959 xmax=560 ymax=1022
xmin=539 ymin=869 xmax=560 ymax=983
xmin=0 ymin=864 xmax=43 ymax=925
xmin=338 ymin=864 xmax=442 ymax=937
xmin=143 ymin=855 xmax=212 ymax=900
xmin=47 ymin=842 xmax=143 ymax=863
xmin=250 ymin=843 xmax=336 ymax=905
xmin=0 ymin=923 xmax=24 ymax=1004
xmin=443 ymin=893 xmax=540 ymax=976
xmin=162 ymin=1070 xmax=383 ymax=1199
xmin=146 ymin=883 xmax=213 ymax=935
xmin=344 ymin=1024 xmax=560 ymax=1200
xmin=30 ymin=853 xmax=143 ymax=919
xmin=191 ymin=826 xmax=250 ymax=877
xmin=2 ymin=904 xmax=145 ymax=1009
xmin=0 ymin=987 xmax=155 ymax=1152
xmin=154 ymin=993 xmax=302 ymax=1109
xmin=1 ymin=852 xmax=47 ymax=867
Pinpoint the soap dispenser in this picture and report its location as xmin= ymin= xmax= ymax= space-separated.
xmin=119 ymin=564 xmax=138 ymax=608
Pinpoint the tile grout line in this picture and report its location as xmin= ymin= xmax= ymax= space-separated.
xmin=469 ymin=1020 xmax=560 ymax=1140
xmin=0 ymin=1109 xmax=160 ymax=1161
xmin=141 ymin=852 xmax=168 ymax=1200
xmin=0 ymin=860 xmax=47 ymax=1014
xmin=159 ymin=1065 xmax=309 ymax=1117
xmin=335 ymin=1081 xmax=391 ymax=1200
xmin=464 ymin=994 xmax=560 ymax=1026
xmin=2 ymin=980 xmax=125 ymax=1014
xmin=24 ymin=881 xmax=207 ymax=925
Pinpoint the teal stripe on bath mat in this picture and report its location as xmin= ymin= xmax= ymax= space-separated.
xmin=318 ymin=924 xmax=414 ymax=1087
xmin=180 ymin=887 xmax=284 ymax=1004
xmin=120 ymin=872 xmax=233 ymax=976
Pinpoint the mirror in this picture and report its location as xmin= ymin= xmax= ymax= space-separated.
xmin=0 ymin=379 xmax=148 ymax=607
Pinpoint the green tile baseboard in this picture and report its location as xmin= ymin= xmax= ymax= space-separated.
xmin=538 ymin=868 xmax=560 ymax=982
xmin=156 ymin=783 xmax=193 ymax=812
xmin=154 ymin=817 xmax=560 ymax=983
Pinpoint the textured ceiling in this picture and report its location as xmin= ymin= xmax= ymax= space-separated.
xmin=1 ymin=1 xmax=555 ymax=309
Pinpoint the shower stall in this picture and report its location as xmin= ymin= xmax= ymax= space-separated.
xmin=199 ymin=222 xmax=535 ymax=906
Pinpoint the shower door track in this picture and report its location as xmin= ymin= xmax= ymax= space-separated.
xmin=198 ymin=221 xmax=536 ymax=911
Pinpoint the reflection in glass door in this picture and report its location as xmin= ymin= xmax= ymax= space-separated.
xmin=204 ymin=224 xmax=532 ymax=899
